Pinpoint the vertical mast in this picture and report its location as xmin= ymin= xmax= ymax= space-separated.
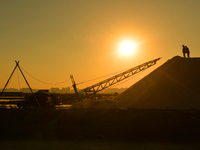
xmin=70 ymin=74 xmax=81 ymax=101
xmin=16 ymin=61 xmax=42 ymax=109
xmin=0 ymin=61 xmax=42 ymax=109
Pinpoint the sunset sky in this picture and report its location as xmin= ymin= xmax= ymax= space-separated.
xmin=1 ymin=0 xmax=200 ymax=91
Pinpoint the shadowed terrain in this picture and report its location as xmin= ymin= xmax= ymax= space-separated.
xmin=1 ymin=56 xmax=200 ymax=149
xmin=116 ymin=56 xmax=200 ymax=109
xmin=1 ymin=109 xmax=200 ymax=143
xmin=1 ymin=109 xmax=200 ymax=149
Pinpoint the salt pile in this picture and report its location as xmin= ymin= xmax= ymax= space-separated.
xmin=116 ymin=56 xmax=200 ymax=110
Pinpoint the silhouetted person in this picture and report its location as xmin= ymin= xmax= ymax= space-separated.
xmin=185 ymin=46 xmax=190 ymax=58
xmin=182 ymin=45 xmax=186 ymax=58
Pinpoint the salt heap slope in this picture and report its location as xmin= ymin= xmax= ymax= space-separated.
xmin=116 ymin=56 xmax=200 ymax=110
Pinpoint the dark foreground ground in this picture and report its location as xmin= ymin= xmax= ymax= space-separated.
xmin=1 ymin=108 xmax=200 ymax=149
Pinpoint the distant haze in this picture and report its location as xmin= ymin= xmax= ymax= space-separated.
xmin=1 ymin=0 xmax=200 ymax=90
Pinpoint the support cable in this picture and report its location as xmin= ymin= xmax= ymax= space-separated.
xmin=20 ymin=66 xmax=71 ymax=85
xmin=60 ymin=57 xmax=161 ymax=104
xmin=54 ymin=78 xmax=71 ymax=85
xmin=76 ymin=67 xmax=138 ymax=85
xmin=16 ymin=61 xmax=42 ymax=109
xmin=79 ymin=58 xmax=160 ymax=95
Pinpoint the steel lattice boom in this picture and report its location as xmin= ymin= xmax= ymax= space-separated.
xmin=60 ymin=57 xmax=161 ymax=103
xmin=79 ymin=57 xmax=161 ymax=98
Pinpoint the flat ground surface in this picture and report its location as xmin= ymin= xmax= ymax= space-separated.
xmin=1 ymin=140 xmax=200 ymax=150
xmin=1 ymin=109 xmax=200 ymax=141
xmin=1 ymin=108 xmax=200 ymax=149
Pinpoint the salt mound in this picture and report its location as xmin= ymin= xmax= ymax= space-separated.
xmin=115 ymin=56 xmax=200 ymax=110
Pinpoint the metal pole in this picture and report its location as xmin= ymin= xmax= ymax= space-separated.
xmin=16 ymin=61 xmax=42 ymax=109
xmin=70 ymin=74 xmax=81 ymax=101
xmin=0 ymin=61 xmax=19 ymax=96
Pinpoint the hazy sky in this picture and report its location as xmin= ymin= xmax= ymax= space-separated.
xmin=1 ymin=0 xmax=200 ymax=90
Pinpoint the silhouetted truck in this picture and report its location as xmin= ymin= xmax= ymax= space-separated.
xmin=17 ymin=90 xmax=56 ymax=109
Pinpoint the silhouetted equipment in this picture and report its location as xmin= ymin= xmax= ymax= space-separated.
xmin=1 ymin=58 xmax=161 ymax=108
xmin=17 ymin=90 xmax=56 ymax=109
xmin=0 ymin=61 xmax=42 ymax=109
xmin=60 ymin=57 xmax=161 ymax=104
xmin=70 ymin=74 xmax=81 ymax=101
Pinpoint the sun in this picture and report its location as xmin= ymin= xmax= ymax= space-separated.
xmin=119 ymin=41 xmax=136 ymax=56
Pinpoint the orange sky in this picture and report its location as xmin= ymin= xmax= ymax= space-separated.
xmin=1 ymin=0 xmax=200 ymax=90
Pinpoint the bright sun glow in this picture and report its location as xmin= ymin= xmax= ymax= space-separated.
xmin=119 ymin=41 xmax=136 ymax=56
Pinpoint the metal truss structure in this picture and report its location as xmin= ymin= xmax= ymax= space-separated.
xmin=0 ymin=61 xmax=42 ymax=108
xmin=61 ymin=57 xmax=161 ymax=103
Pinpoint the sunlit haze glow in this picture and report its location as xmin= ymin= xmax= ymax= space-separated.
xmin=1 ymin=0 xmax=200 ymax=90
xmin=119 ymin=41 xmax=136 ymax=56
